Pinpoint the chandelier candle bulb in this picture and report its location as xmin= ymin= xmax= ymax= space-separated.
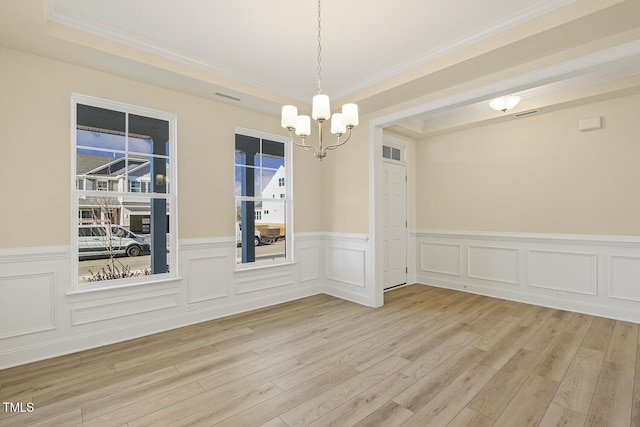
xmin=331 ymin=113 xmax=346 ymax=135
xmin=342 ymin=104 xmax=359 ymax=127
xmin=295 ymin=115 xmax=311 ymax=136
xmin=281 ymin=105 xmax=298 ymax=129
xmin=312 ymin=94 xmax=331 ymax=120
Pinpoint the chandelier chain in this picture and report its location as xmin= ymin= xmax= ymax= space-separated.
xmin=317 ymin=0 xmax=322 ymax=94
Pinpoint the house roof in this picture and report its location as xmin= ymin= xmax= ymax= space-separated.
xmin=76 ymin=153 xmax=150 ymax=176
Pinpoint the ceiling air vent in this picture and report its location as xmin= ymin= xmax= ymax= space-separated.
xmin=514 ymin=109 xmax=538 ymax=118
xmin=214 ymin=92 xmax=241 ymax=102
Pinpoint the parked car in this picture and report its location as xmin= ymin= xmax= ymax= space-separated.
xmin=236 ymin=222 xmax=261 ymax=247
xmin=78 ymin=225 xmax=150 ymax=258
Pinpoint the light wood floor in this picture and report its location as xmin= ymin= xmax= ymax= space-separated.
xmin=1 ymin=284 xmax=639 ymax=427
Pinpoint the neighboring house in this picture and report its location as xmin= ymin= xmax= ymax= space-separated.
xmin=76 ymin=153 xmax=166 ymax=233
xmin=256 ymin=165 xmax=286 ymax=227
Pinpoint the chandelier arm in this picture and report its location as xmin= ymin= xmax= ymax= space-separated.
xmin=287 ymin=129 xmax=320 ymax=153
xmin=322 ymin=127 xmax=353 ymax=152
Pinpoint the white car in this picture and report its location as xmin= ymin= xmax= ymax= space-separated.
xmin=78 ymin=225 xmax=151 ymax=258
xmin=236 ymin=222 xmax=261 ymax=247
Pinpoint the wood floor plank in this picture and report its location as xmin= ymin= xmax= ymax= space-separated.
xmin=468 ymin=348 xmax=543 ymax=419
xmin=493 ymin=374 xmax=559 ymax=427
xmin=345 ymin=326 xmax=429 ymax=372
xmin=279 ymin=355 xmax=410 ymax=427
xmin=113 ymin=342 xmax=221 ymax=372
xmin=305 ymin=372 xmax=415 ymax=427
xmin=258 ymin=417 xmax=289 ymax=427
xmin=295 ymin=319 xmax=425 ymax=368
xmin=471 ymin=315 xmax=520 ymax=352
xmin=461 ymin=304 xmax=515 ymax=336
xmin=606 ymin=321 xmax=639 ymax=369
xmin=585 ymin=361 xmax=635 ymax=427
xmin=455 ymin=297 xmax=501 ymax=326
xmin=78 ymin=382 xmax=204 ymax=427
xmin=214 ymin=365 xmax=361 ymax=426
xmin=0 ymin=366 xmax=180 ymax=427
xmin=81 ymin=370 xmax=211 ymax=422
xmin=519 ymin=306 xmax=556 ymax=328
xmin=0 ymin=364 xmax=117 ymax=404
xmin=272 ymin=341 xmax=380 ymax=391
xmin=582 ymin=317 xmax=616 ymax=353
xmin=446 ymin=407 xmax=494 ymax=427
xmin=477 ymin=324 xmax=539 ymax=370
xmin=199 ymin=357 xmax=302 ymax=392
xmin=552 ymin=347 xmax=606 ymax=414
xmin=399 ymin=330 xmax=478 ymax=380
xmin=534 ymin=331 xmax=584 ymax=382
xmin=197 ymin=357 xmax=303 ymax=392
xmin=394 ymin=345 xmax=486 ymax=412
xmin=24 ymin=408 xmax=83 ymax=427
xmin=565 ymin=313 xmax=594 ymax=336
xmin=538 ymin=402 xmax=587 ymax=427
xmin=522 ymin=316 xmax=567 ymax=354
xmin=395 ymin=321 xmax=468 ymax=361
xmin=400 ymin=362 xmax=497 ymax=427
xmin=162 ymin=382 xmax=283 ymax=427
xmin=352 ymin=401 xmax=414 ymax=427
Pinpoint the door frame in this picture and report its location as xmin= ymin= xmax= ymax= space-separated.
xmin=381 ymin=136 xmax=409 ymax=291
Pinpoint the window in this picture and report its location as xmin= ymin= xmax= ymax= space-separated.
xmin=383 ymin=145 xmax=402 ymax=161
xmin=73 ymin=94 xmax=176 ymax=287
xmin=235 ymin=129 xmax=291 ymax=266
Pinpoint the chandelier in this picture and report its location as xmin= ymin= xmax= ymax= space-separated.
xmin=280 ymin=0 xmax=358 ymax=160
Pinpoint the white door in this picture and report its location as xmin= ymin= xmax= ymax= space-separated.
xmin=382 ymin=155 xmax=407 ymax=290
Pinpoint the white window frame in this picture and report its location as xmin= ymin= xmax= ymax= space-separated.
xmin=234 ymin=127 xmax=293 ymax=270
xmin=70 ymin=94 xmax=178 ymax=291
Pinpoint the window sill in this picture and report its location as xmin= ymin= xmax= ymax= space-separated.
xmin=234 ymin=260 xmax=296 ymax=273
xmin=67 ymin=275 xmax=182 ymax=296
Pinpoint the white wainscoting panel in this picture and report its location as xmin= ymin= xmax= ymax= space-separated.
xmin=468 ymin=246 xmax=520 ymax=285
xmin=414 ymin=231 xmax=640 ymax=323
xmin=529 ymin=250 xmax=597 ymax=295
xmin=298 ymin=247 xmax=320 ymax=282
xmin=609 ymin=255 xmax=640 ymax=302
xmin=188 ymin=255 xmax=230 ymax=303
xmin=0 ymin=273 xmax=55 ymax=339
xmin=327 ymin=246 xmax=366 ymax=287
xmin=71 ymin=289 xmax=180 ymax=325
xmin=235 ymin=265 xmax=296 ymax=294
xmin=420 ymin=242 xmax=461 ymax=276
xmin=323 ymin=233 xmax=372 ymax=306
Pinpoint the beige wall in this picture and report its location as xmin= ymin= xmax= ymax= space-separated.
xmin=0 ymin=47 xmax=322 ymax=248
xmin=320 ymin=123 xmax=371 ymax=234
xmin=415 ymin=93 xmax=640 ymax=235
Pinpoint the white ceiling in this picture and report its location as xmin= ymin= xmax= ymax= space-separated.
xmin=1 ymin=1 xmax=638 ymax=138
xmin=46 ymin=0 xmax=576 ymax=102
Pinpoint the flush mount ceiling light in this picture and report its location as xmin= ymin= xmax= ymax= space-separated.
xmin=489 ymin=95 xmax=521 ymax=112
xmin=280 ymin=0 xmax=358 ymax=160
